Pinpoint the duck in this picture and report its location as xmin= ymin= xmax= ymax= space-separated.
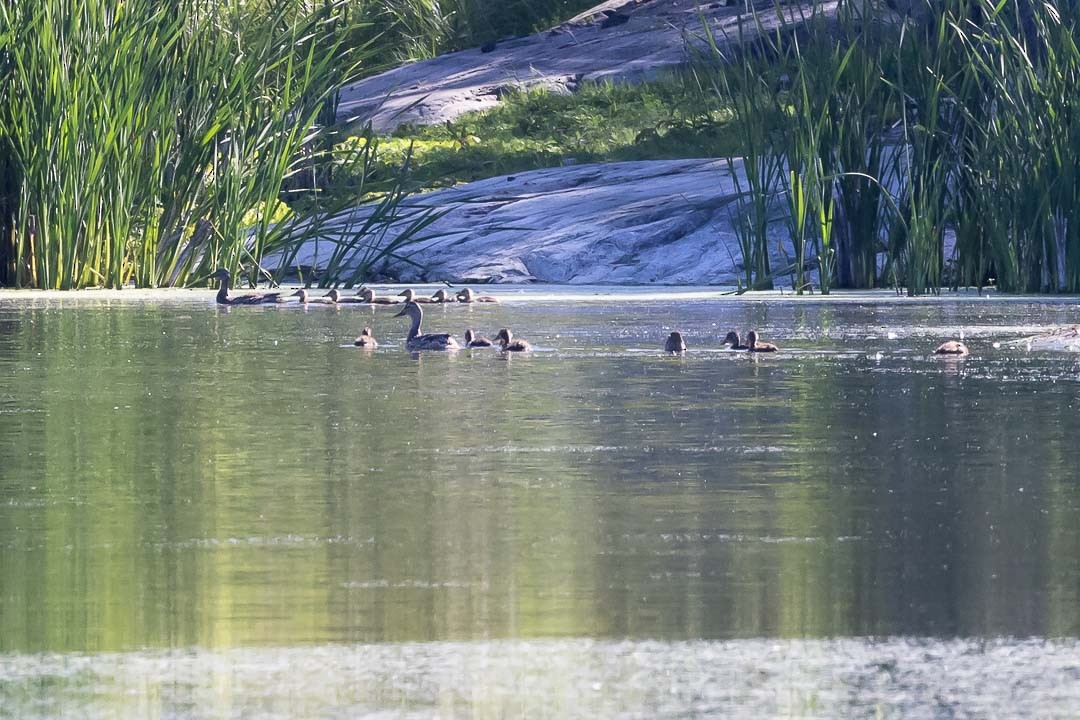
xmin=456 ymin=288 xmax=500 ymax=303
xmin=291 ymin=289 xmax=337 ymax=305
xmin=934 ymin=340 xmax=969 ymax=356
xmin=723 ymin=331 xmax=749 ymax=350
xmin=465 ymin=329 xmax=493 ymax=348
xmin=358 ymin=287 xmax=400 ymax=304
xmin=397 ymin=288 xmax=436 ymax=304
xmin=208 ymin=268 xmax=282 ymax=305
xmin=353 ymin=327 xmax=378 ymax=348
xmin=496 ymin=328 xmax=531 ymax=352
xmin=431 ymin=288 xmax=458 ymax=303
xmin=664 ymin=331 xmax=686 ymax=353
xmin=395 ymin=301 xmax=460 ymax=351
xmin=324 ymin=289 xmax=367 ymax=304
xmin=746 ymin=330 xmax=778 ymax=353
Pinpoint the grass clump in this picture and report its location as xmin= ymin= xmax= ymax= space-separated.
xmin=332 ymin=78 xmax=738 ymax=197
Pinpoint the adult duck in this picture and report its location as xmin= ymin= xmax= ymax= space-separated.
xmin=746 ymin=330 xmax=778 ymax=353
xmin=208 ymin=268 xmax=282 ymax=305
xmin=496 ymin=328 xmax=531 ymax=352
xmin=324 ymin=289 xmax=367 ymax=304
xmin=395 ymin=302 xmax=460 ymax=351
xmin=456 ymin=288 xmax=500 ymax=303
xmin=723 ymin=331 xmax=749 ymax=350
xmin=465 ymin=329 xmax=493 ymax=348
xmin=431 ymin=289 xmax=458 ymax=303
xmin=664 ymin=331 xmax=686 ymax=353
xmin=397 ymin=288 xmax=436 ymax=304
xmin=934 ymin=340 xmax=969 ymax=356
xmin=291 ymin=289 xmax=337 ymax=305
xmin=353 ymin=327 xmax=378 ymax=348
xmin=358 ymin=287 xmax=400 ymax=304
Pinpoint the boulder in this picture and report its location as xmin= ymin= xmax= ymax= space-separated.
xmin=285 ymin=158 xmax=803 ymax=285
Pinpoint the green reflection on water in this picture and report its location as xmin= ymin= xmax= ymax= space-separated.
xmin=2 ymin=295 xmax=1080 ymax=653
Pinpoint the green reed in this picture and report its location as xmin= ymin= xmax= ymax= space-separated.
xmin=0 ymin=0 xmax=376 ymax=289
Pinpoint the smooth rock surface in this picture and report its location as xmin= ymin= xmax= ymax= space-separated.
xmin=286 ymin=158 xmax=800 ymax=285
xmin=339 ymin=0 xmax=839 ymax=132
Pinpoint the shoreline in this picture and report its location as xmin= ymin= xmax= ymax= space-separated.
xmin=2 ymin=285 xmax=1079 ymax=305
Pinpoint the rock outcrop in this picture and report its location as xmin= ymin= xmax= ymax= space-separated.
xmin=338 ymin=0 xmax=838 ymax=132
xmin=286 ymin=158 xmax=801 ymax=285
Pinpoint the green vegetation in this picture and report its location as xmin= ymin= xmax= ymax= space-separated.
xmin=333 ymin=79 xmax=737 ymax=197
xmin=699 ymin=0 xmax=1080 ymax=295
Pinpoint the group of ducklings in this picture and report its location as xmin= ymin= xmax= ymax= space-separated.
xmin=665 ymin=330 xmax=778 ymax=354
xmin=665 ymin=329 xmax=969 ymax=356
xmin=208 ymin=269 xmax=526 ymax=353
xmin=210 ymin=269 xmax=970 ymax=357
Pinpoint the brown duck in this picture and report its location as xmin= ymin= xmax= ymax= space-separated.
xmin=746 ymin=330 xmax=778 ymax=353
xmin=353 ymin=327 xmax=378 ymax=348
xmin=934 ymin=340 xmax=969 ymax=356
xmin=208 ymin=268 xmax=282 ymax=305
xmin=456 ymin=288 xmax=500 ymax=303
xmin=359 ymin=287 xmax=400 ymax=304
xmin=397 ymin=289 xmax=436 ymax=304
xmin=664 ymin=331 xmax=686 ymax=353
xmin=465 ymin=329 xmax=493 ymax=347
xmin=496 ymin=328 xmax=531 ymax=352
xmin=724 ymin=331 xmax=749 ymax=350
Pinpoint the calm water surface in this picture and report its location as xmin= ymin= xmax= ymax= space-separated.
xmin=2 ymin=287 xmax=1080 ymax=718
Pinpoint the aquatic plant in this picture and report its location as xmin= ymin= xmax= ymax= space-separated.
xmin=0 ymin=0 xmax=408 ymax=289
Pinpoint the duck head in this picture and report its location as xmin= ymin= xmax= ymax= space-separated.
xmin=495 ymin=328 xmax=513 ymax=346
xmin=394 ymin=301 xmax=422 ymax=319
xmin=398 ymin=289 xmax=416 ymax=302
xmin=723 ymin=331 xmax=741 ymax=346
xmin=456 ymin=288 xmax=475 ymax=302
xmin=324 ymin=289 xmax=341 ymax=302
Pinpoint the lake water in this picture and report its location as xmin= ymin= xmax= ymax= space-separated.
xmin=2 ymin=287 xmax=1080 ymax=718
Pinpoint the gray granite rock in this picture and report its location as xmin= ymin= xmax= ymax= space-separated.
xmin=284 ymin=158 xmax=805 ymax=285
xmin=339 ymin=0 xmax=839 ymax=132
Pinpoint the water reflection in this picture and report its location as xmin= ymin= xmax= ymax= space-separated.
xmin=2 ymin=292 xmax=1080 ymax=712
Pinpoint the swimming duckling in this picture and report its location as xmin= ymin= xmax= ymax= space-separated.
xmin=723 ymin=331 xmax=749 ymax=350
xmin=664 ymin=331 xmax=686 ymax=353
xmin=394 ymin=301 xmax=460 ymax=351
xmin=496 ymin=328 xmax=531 ymax=352
xmin=456 ymin=288 xmax=500 ymax=303
xmin=358 ymin=287 xmax=400 ymax=304
xmin=746 ymin=330 xmax=778 ymax=353
xmin=465 ymin=329 xmax=493 ymax=348
xmin=431 ymin=289 xmax=458 ymax=303
xmin=934 ymin=340 xmax=969 ymax=356
xmin=324 ymin=289 xmax=367 ymax=304
xmin=397 ymin=288 xmax=436 ymax=304
xmin=291 ymin=289 xmax=336 ymax=305
xmin=353 ymin=327 xmax=378 ymax=348
xmin=208 ymin=268 xmax=282 ymax=305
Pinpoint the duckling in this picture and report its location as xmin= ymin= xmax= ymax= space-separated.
xmin=723 ymin=330 xmax=749 ymax=350
xmin=324 ymin=289 xmax=367 ymax=304
xmin=291 ymin=289 xmax=336 ymax=305
xmin=465 ymin=329 xmax=493 ymax=348
xmin=746 ymin=330 xmax=778 ymax=353
xmin=353 ymin=327 xmax=378 ymax=348
xmin=397 ymin=288 xmax=436 ymax=304
xmin=456 ymin=288 xmax=500 ymax=303
xmin=358 ymin=287 xmax=400 ymax=304
xmin=394 ymin=302 xmax=460 ymax=351
xmin=664 ymin=331 xmax=686 ymax=353
xmin=934 ymin=340 xmax=969 ymax=356
xmin=431 ymin=288 xmax=458 ymax=303
xmin=208 ymin=268 xmax=282 ymax=305
xmin=496 ymin=328 xmax=531 ymax=352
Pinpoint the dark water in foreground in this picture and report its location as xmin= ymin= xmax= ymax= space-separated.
xmin=2 ymin=287 xmax=1080 ymax=718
